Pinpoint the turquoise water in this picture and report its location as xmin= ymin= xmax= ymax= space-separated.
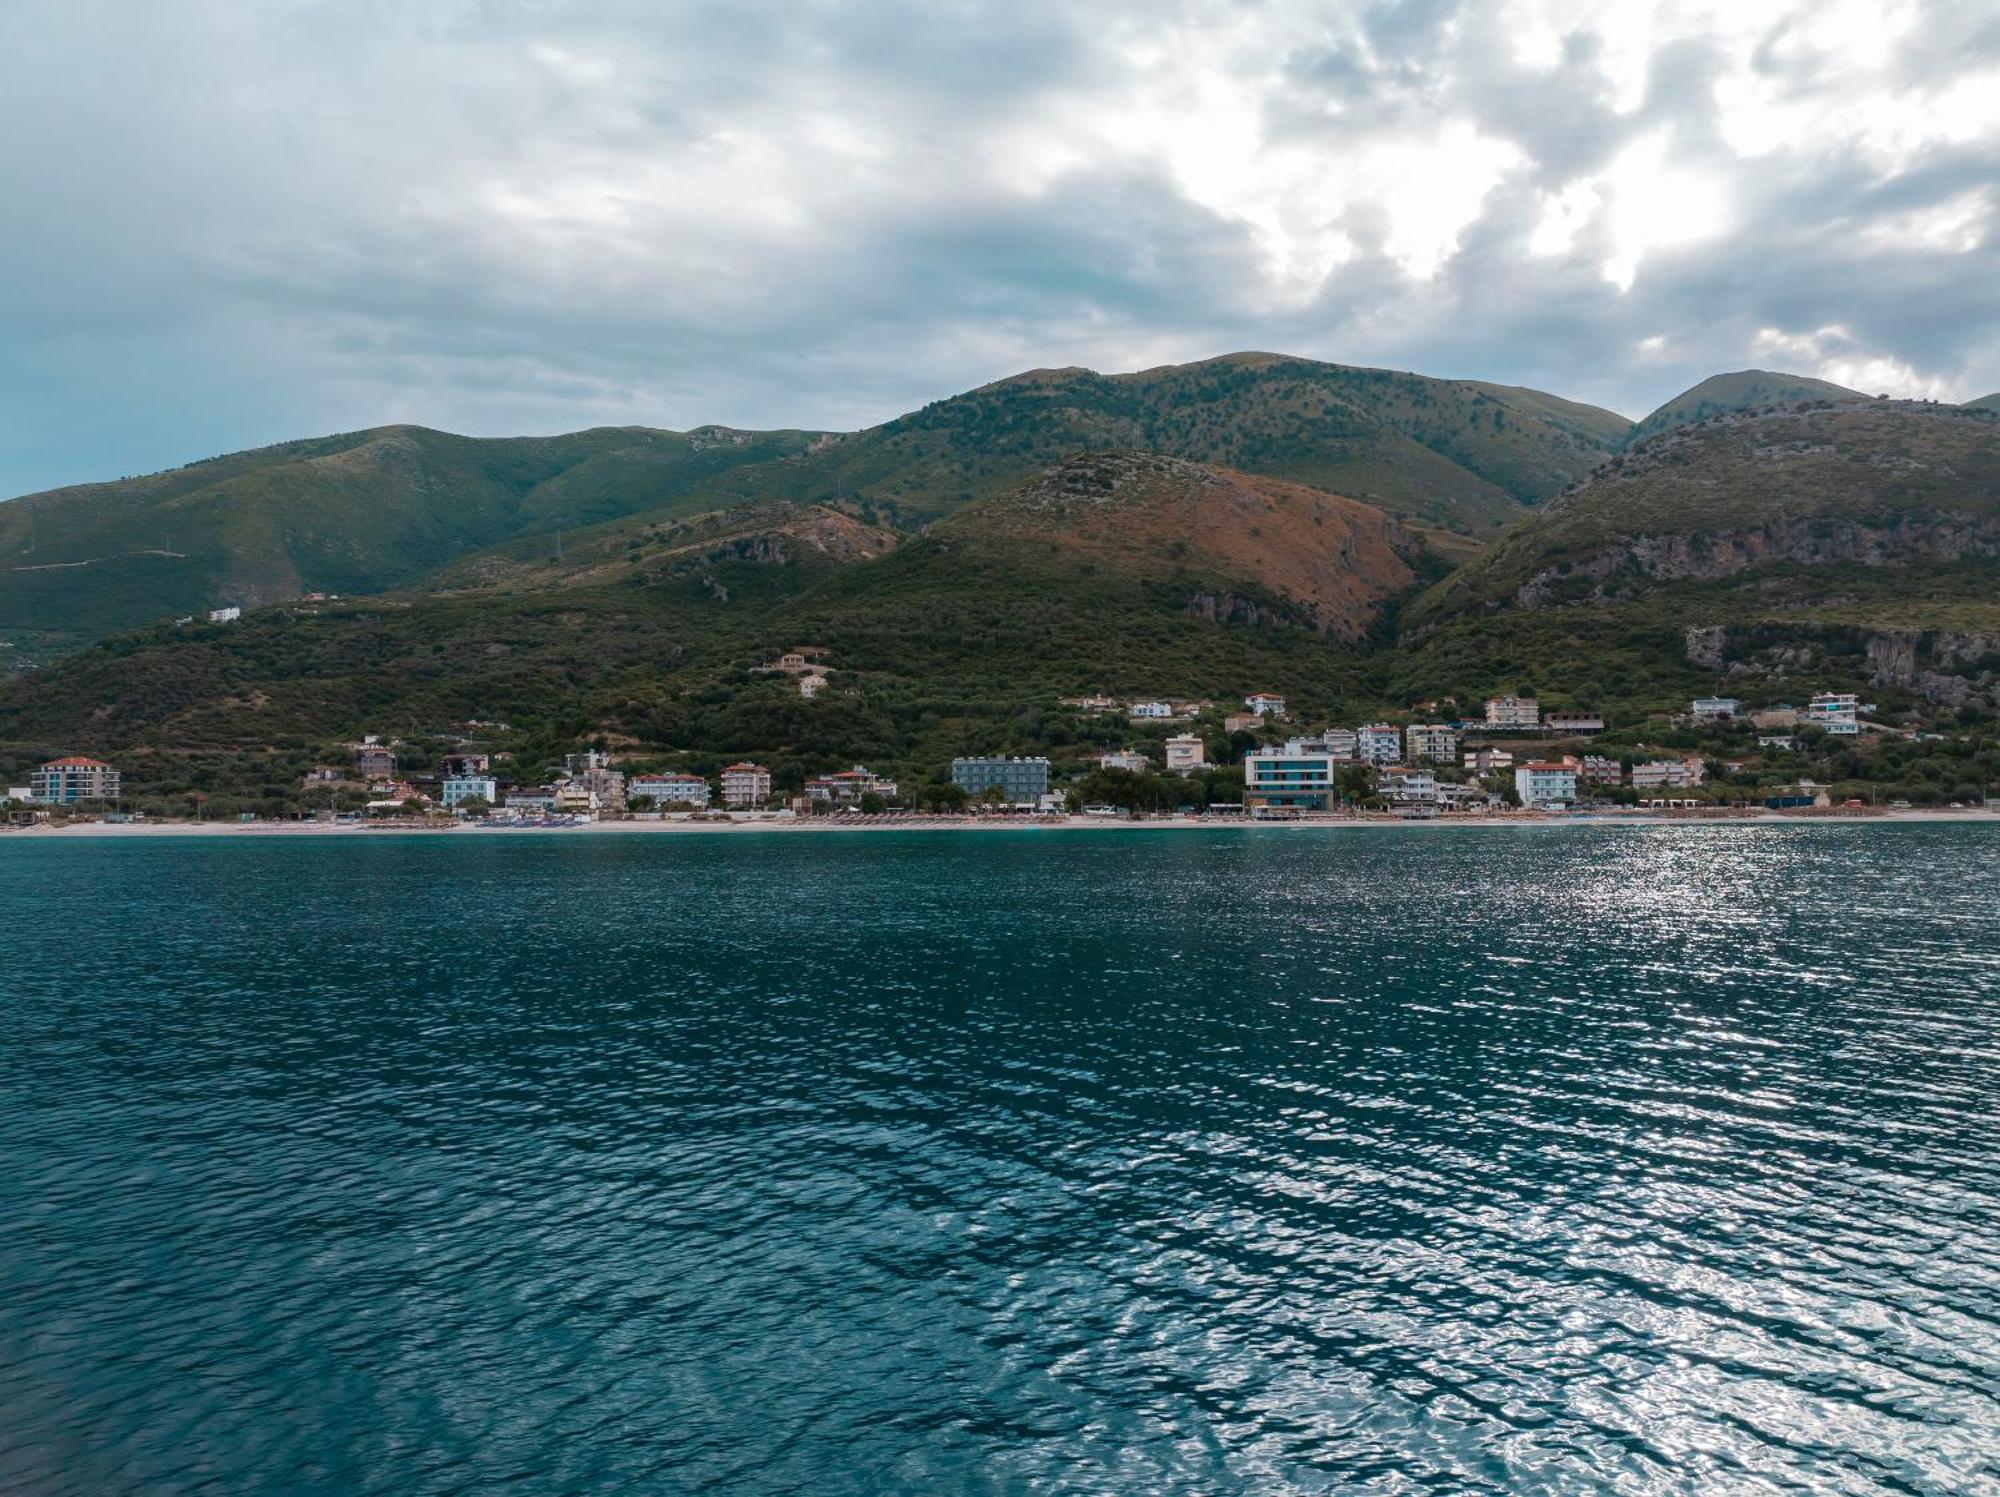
xmin=1 ymin=825 xmax=1997 ymax=1495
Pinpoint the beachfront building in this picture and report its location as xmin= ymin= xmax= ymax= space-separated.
xmin=721 ymin=763 xmax=773 ymax=808
xmin=1357 ymin=723 xmax=1402 ymax=765
xmin=1514 ymin=760 xmax=1578 ymax=809
xmin=441 ymin=775 xmax=499 ymax=808
xmin=1484 ymin=695 xmax=1541 ymax=730
xmin=1808 ymin=693 xmax=1861 ymax=734
xmin=805 ymin=766 xmax=899 ymax=806
xmin=1405 ymin=724 xmax=1459 ymax=763
xmin=1544 ymin=711 xmax=1606 ymax=736
xmin=1243 ymin=744 xmax=1341 ymax=813
xmin=553 ymin=784 xmax=600 ymax=818
xmin=629 ymin=774 xmax=712 ymax=808
xmin=1632 ymin=757 xmax=1706 ymax=791
xmin=29 ymin=756 xmax=121 ymax=805
xmin=568 ymin=765 xmax=627 ymax=813
xmin=1245 ymin=693 xmax=1287 ymax=718
xmin=1379 ymin=766 xmax=1438 ymax=803
xmin=1691 ymin=696 xmax=1741 ymax=722
xmin=1164 ymin=734 xmax=1206 ymax=775
xmin=1099 ymin=748 xmax=1150 ymax=773
xmin=506 ymin=787 xmax=561 ymax=812
xmin=1464 ymin=746 xmax=1514 ymax=777
xmin=1579 ymin=755 xmax=1622 ymax=785
xmin=951 ymin=757 xmax=1050 ymax=806
xmin=1434 ymin=782 xmax=1485 ymax=811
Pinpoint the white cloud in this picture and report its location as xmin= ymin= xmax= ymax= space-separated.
xmin=1 ymin=0 xmax=1998 ymax=493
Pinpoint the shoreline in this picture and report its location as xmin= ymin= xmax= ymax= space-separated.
xmin=6 ymin=808 xmax=1997 ymax=839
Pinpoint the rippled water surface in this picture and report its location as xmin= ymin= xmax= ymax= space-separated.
xmin=2 ymin=825 xmax=1998 ymax=1495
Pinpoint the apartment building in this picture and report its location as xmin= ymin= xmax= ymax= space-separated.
xmin=1243 ymin=744 xmax=1341 ymax=813
xmin=721 ymin=763 xmax=773 ymax=808
xmin=950 ymin=757 xmax=1050 ymax=806
xmin=1484 ymin=695 xmax=1541 ymax=729
xmin=629 ymin=774 xmax=712 ymax=808
xmin=29 ymin=756 xmax=121 ymax=805
xmin=1405 ymin=723 xmax=1459 ymax=762
xmin=1514 ymin=760 xmax=1577 ymax=808
xmin=1356 ymin=723 xmax=1402 ymax=765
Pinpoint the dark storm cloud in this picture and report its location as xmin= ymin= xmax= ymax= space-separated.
xmin=2 ymin=0 xmax=1996 ymax=494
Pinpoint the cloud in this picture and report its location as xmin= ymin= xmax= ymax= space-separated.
xmin=1 ymin=0 xmax=1997 ymax=493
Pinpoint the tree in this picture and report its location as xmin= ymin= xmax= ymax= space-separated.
xmin=858 ymin=791 xmax=888 ymax=815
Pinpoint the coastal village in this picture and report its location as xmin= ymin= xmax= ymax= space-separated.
xmin=8 ymin=670 xmax=1993 ymax=827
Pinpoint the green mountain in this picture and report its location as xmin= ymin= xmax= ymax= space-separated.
xmin=1391 ymin=399 xmax=2000 ymax=716
xmin=0 ymin=453 xmax=1424 ymax=764
xmin=0 ymin=423 xmax=823 ymax=660
xmin=667 ymin=353 xmax=1629 ymax=537
xmin=0 ymin=353 xmax=1629 ymax=665
xmin=1625 ymin=370 xmax=1862 ymax=448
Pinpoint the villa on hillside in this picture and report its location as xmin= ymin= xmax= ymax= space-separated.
xmin=1245 ymin=692 xmax=1287 ymax=718
xmin=1099 ymin=748 xmax=1150 ymax=773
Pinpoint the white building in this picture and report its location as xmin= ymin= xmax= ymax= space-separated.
xmin=1163 ymin=734 xmax=1206 ymax=775
xmin=1244 ymin=743 xmax=1340 ymax=813
xmin=629 ymin=774 xmax=712 ymax=808
xmin=506 ymin=787 xmax=561 ymax=812
xmin=1515 ymin=760 xmax=1578 ymax=808
xmin=1356 ymin=723 xmax=1402 ymax=765
xmin=441 ymin=774 xmax=499 ymax=808
xmin=1691 ymin=696 xmax=1741 ymax=721
xmin=207 ymin=606 xmax=241 ymax=624
xmin=1099 ymin=748 xmax=1150 ymax=773
xmin=1380 ymin=766 xmax=1438 ymax=803
xmin=1128 ymin=700 xmax=1173 ymax=720
xmin=1632 ymin=757 xmax=1706 ymax=791
xmin=1758 ymin=734 xmax=1796 ymax=750
xmin=799 ymin=675 xmax=828 ymax=699
xmin=1808 ymin=693 xmax=1861 ymax=734
xmin=1463 ymin=746 xmax=1514 ymax=776
xmin=721 ymin=762 xmax=773 ymax=808
xmin=1245 ymin=693 xmax=1287 ymax=718
xmin=1484 ymin=695 xmax=1541 ymax=730
xmin=1405 ymin=723 xmax=1459 ymax=762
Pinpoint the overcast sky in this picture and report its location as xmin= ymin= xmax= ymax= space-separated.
xmin=4 ymin=0 xmax=1998 ymax=495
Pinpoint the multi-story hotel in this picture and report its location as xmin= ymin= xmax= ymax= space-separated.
xmin=629 ymin=774 xmax=712 ymax=808
xmin=950 ymin=757 xmax=1050 ymax=805
xmin=1514 ymin=760 xmax=1578 ymax=808
xmin=29 ymin=756 xmax=121 ymax=805
xmin=721 ymin=763 xmax=773 ymax=808
xmin=1243 ymin=744 xmax=1342 ymax=813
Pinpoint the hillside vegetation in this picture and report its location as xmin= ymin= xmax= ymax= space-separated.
xmin=672 ymin=353 xmax=1629 ymax=537
xmin=0 ymin=424 xmax=821 ymax=658
xmin=1624 ymin=370 xmax=1862 ymax=447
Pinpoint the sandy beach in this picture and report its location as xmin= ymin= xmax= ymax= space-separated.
xmin=7 ymin=808 xmax=1996 ymax=839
